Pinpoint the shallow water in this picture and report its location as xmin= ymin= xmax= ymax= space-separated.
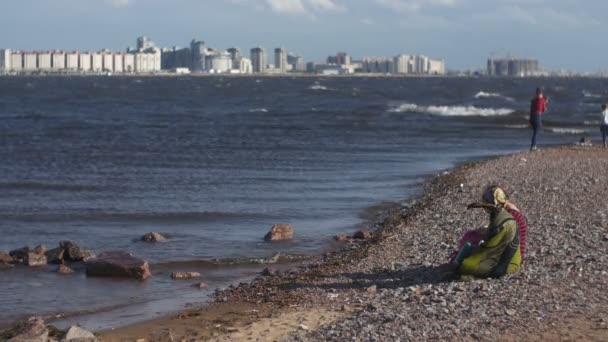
xmin=0 ymin=76 xmax=605 ymax=328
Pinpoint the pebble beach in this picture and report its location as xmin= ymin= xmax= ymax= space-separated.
xmin=93 ymin=145 xmax=608 ymax=341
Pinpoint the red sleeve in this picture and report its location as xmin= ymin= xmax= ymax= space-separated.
xmin=539 ymin=98 xmax=546 ymax=113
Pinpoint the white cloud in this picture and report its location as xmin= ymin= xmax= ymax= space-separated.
xmin=374 ymin=0 xmax=458 ymax=13
xmin=227 ymin=0 xmax=345 ymax=16
xmin=105 ymin=0 xmax=133 ymax=8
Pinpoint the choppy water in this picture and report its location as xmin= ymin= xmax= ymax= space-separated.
xmin=0 ymin=76 xmax=606 ymax=329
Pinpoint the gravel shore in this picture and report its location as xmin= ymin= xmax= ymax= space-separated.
xmin=101 ymin=146 xmax=608 ymax=341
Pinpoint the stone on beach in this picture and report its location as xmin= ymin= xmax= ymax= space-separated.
xmin=264 ymin=224 xmax=294 ymax=241
xmin=171 ymin=272 xmax=201 ymax=280
xmin=335 ymin=234 xmax=351 ymax=242
xmin=64 ymin=326 xmax=98 ymax=342
xmin=4 ymin=316 xmax=48 ymax=342
xmin=353 ymin=229 xmax=373 ymax=240
xmin=86 ymin=251 xmax=151 ymax=280
xmin=25 ymin=252 xmax=47 ymax=267
xmin=142 ymin=232 xmax=166 ymax=243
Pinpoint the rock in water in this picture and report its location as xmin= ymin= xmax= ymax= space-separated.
xmin=9 ymin=247 xmax=30 ymax=263
xmin=32 ymin=245 xmax=46 ymax=255
xmin=264 ymin=224 xmax=294 ymax=241
xmin=44 ymin=247 xmax=65 ymax=264
xmin=335 ymin=234 xmax=351 ymax=242
xmin=25 ymin=252 xmax=47 ymax=267
xmin=5 ymin=317 xmax=48 ymax=342
xmin=0 ymin=251 xmax=13 ymax=264
xmin=64 ymin=326 xmax=98 ymax=342
xmin=60 ymin=241 xmax=85 ymax=262
xmin=85 ymin=251 xmax=151 ymax=280
xmin=57 ymin=264 xmax=74 ymax=274
xmin=142 ymin=232 xmax=166 ymax=243
xmin=171 ymin=272 xmax=201 ymax=280
xmin=353 ymin=229 xmax=373 ymax=240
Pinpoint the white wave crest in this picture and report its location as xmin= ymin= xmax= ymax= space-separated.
xmin=248 ymin=108 xmax=268 ymax=113
xmin=505 ymin=124 xmax=529 ymax=129
xmin=474 ymin=91 xmax=514 ymax=101
xmin=583 ymin=90 xmax=602 ymax=98
xmin=547 ymin=127 xmax=587 ymax=134
xmin=584 ymin=120 xmax=601 ymax=125
xmin=389 ymin=103 xmax=515 ymax=117
xmin=309 ymin=84 xmax=328 ymax=91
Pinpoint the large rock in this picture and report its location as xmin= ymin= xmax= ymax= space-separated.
xmin=85 ymin=251 xmax=151 ymax=280
xmin=60 ymin=241 xmax=86 ymax=262
xmin=264 ymin=224 xmax=294 ymax=241
xmin=142 ymin=232 xmax=166 ymax=243
xmin=25 ymin=252 xmax=47 ymax=267
xmin=5 ymin=316 xmax=48 ymax=342
xmin=0 ymin=251 xmax=13 ymax=264
xmin=64 ymin=326 xmax=98 ymax=342
xmin=353 ymin=229 xmax=373 ymax=240
xmin=32 ymin=244 xmax=46 ymax=255
xmin=9 ymin=247 xmax=30 ymax=263
xmin=171 ymin=271 xmax=201 ymax=280
xmin=45 ymin=247 xmax=65 ymax=264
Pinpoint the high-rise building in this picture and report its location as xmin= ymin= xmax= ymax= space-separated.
xmin=274 ymin=47 xmax=287 ymax=73
xmin=0 ymin=49 xmax=11 ymax=71
xmin=79 ymin=53 xmax=92 ymax=72
xmin=190 ymin=39 xmax=205 ymax=71
xmin=336 ymin=52 xmax=351 ymax=65
xmin=487 ymin=58 xmax=539 ymax=77
xmin=250 ymin=47 xmax=266 ymax=73
xmin=137 ymin=36 xmax=155 ymax=51
xmin=11 ymin=52 xmax=23 ymax=71
xmin=23 ymin=53 xmax=37 ymax=70
xmin=38 ymin=52 xmax=52 ymax=70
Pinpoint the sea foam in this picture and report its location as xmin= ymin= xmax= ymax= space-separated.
xmin=389 ymin=103 xmax=515 ymax=117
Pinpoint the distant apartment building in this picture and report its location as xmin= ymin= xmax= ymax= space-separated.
xmin=113 ymin=53 xmax=124 ymax=73
xmin=336 ymin=52 xmax=351 ymax=65
xmin=0 ymin=49 xmax=11 ymax=71
xmin=274 ymin=47 xmax=287 ymax=73
xmin=123 ymin=53 xmax=135 ymax=73
xmin=362 ymin=57 xmax=394 ymax=73
xmin=23 ymin=53 xmax=37 ymax=71
xmin=79 ymin=53 xmax=92 ymax=71
xmin=207 ymin=52 xmax=232 ymax=73
xmin=287 ymin=53 xmax=305 ymax=72
xmin=190 ymin=40 xmax=206 ymax=71
xmin=11 ymin=52 xmax=23 ymax=71
xmin=38 ymin=52 xmax=52 ymax=70
xmin=66 ymin=52 xmax=79 ymax=70
xmin=487 ymin=58 xmax=539 ymax=77
xmin=91 ymin=53 xmax=103 ymax=72
xmin=250 ymin=47 xmax=266 ymax=73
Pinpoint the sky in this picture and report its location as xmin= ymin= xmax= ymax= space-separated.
xmin=0 ymin=0 xmax=606 ymax=71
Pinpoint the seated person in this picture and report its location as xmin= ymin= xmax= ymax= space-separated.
xmin=457 ymin=186 xmax=522 ymax=278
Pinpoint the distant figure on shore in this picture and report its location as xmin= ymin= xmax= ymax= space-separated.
xmin=529 ymin=88 xmax=547 ymax=151
xmin=601 ymin=104 xmax=608 ymax=147
xmin=454 ymin=186 xmax=522 ymax=278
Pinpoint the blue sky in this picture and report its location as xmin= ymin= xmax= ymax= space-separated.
xmin=1 ymin=0 xmax=606 ymax=71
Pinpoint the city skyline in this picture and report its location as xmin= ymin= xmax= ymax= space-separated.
xmin=0 ymin=1 xmax=606 ymax=72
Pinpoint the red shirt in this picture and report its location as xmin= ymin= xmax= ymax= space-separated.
xmin=531 ymin=96 xmax=547 ymax=115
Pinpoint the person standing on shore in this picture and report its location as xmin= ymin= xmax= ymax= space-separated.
xmin=529 ymin=88 xmax=547 ymax=151
xmin=600 ymin=104 xmax=608 ymax=148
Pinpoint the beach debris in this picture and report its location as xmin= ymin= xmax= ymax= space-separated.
xmin=366 ymin=285 xmax=378 ymax=294
xmin=59 ymin=241 xmax=86 ymax=262
xmin=171 ymin=271 xmax=201 ymax=280
xmin=57 ymin=264 xmax=74 ymax=274
xmin=32 ymin=244 xmax=46 ymax=255
xmin=85 ymin=251 xmax=151 ymax=280
xmin=9 ymin=246 xmax=30 ymax=264
xmin=353 ymin=229 xmax=373 ymax=240
xmin=45 ymin=247 xmax=65 ymax=264
xmin=299 ymin=324 xmax=309 ymax=331
xmin=64 ymin=326 xmax=98 ymax=342
xmin=264 ymin=224 xmax=294 ymax=241
xmin=141 ymin=232 xmax=167 ymax=243
xmin=25 ymin=252 xmax=47 ymax=267
xmin=1 ymin=316 xmax=48 ymax=342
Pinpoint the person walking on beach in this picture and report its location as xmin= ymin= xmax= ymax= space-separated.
xmin=529 ymin=88 xmax=547 ymax=151
xmin=600 ymin=104 xmax=608 ymax=147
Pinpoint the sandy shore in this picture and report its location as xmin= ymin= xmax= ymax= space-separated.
xmin=96 ymin=146 xmax=607 ymax=341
